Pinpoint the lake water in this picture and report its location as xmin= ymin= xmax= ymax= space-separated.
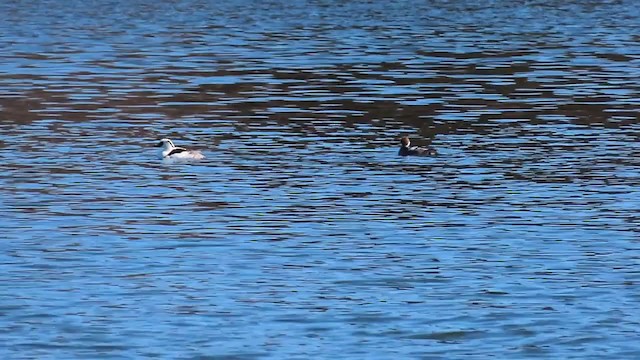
xmin=1 ymin=0 xmax=639 ymax=358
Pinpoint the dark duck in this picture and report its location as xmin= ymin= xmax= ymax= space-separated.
xmin=398 ymin=136 xmax=437 ymax=156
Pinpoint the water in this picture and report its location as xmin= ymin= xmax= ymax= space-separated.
xmin=1 ymin=0 xmax=639 ymax=358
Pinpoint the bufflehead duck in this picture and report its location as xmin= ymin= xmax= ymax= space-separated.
xmin=156 ymin=138 xmax=205 ymax=161
xmin=398 ymin=136 xmax=437 ymax=156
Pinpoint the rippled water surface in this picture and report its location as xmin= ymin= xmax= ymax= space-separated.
xmin=2 ymin=0 xmax=640 ymax=358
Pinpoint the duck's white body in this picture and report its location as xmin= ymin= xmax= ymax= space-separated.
xmin=157 ymin=138 xmax=205 ymax=162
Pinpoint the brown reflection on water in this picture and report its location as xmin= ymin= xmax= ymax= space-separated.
xmin=3 ymin=46 xmax=639 ymax=190
xmin=2 ymin=56 xmax=638 ymax=134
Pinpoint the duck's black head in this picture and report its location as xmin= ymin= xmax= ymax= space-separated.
xmin=400 ymin=136 xmax=410 ymax=148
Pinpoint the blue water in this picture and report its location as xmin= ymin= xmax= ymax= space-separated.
xmin=1 ymin=0 xmax=639 ymax=358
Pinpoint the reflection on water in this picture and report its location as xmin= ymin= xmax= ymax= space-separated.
xmin=1 ymin=0 xmax=639 ymax=358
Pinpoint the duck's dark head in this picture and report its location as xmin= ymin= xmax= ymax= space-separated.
xmin=400 ymin=136 xmax=411 ymax=148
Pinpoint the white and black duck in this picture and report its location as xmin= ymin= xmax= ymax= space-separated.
xmin=157 ymin=138 xmax=205 ymax=161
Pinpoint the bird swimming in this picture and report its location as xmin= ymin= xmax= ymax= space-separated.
xmin=398 ymin=136 xmax=437 ymax=156
xmin=156 ymin=138 xmax=205 ymax=161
